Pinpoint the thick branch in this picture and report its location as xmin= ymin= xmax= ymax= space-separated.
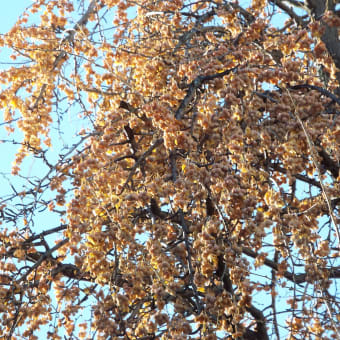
xmin=305 ymin=1 xmax=340 ymax=91
xmin=269 ymin=0 xmax=307 ymax=26
xmin=244 ymin=305 xmax=269 ymax=340
xmin=270 ymin=163 xmax=322 ymax=189
xmin=119 ymin=138 xmax=163 ymax=194
xmin=289 ymin=84 xmax=340 ymax=107
xmin=175 ymin=66 xmax=238 ymax=119
xmin=242 ymin=247 xmax=340 ymax=284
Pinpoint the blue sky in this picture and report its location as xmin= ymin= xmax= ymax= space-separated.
xmin=0 ymin=1 xmax=30 ymax=33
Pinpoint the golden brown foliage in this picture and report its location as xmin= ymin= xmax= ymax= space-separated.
xmin=0 ymin=0 xmax=340 ymax=339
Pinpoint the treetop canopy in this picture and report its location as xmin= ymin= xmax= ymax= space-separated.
xmin=0 ymin=1 xmax=339 ymax=339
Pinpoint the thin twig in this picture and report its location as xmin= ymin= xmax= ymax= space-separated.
xmin=119 ymin=138 xmax=163 ymax=194
xmin=286 ymin=89 xmax=340 ymax=247
xmin=30 ymin=0 xmax=99 ymax=111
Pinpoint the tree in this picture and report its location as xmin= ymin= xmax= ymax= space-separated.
xmin=0 ymin=0 xmax=339 ymax=339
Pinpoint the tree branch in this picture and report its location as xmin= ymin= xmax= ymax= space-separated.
xmin=242 ymin=247 xmax=340 ymax=284
xmin=175 ymin=66 xmax=238 ymax=119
